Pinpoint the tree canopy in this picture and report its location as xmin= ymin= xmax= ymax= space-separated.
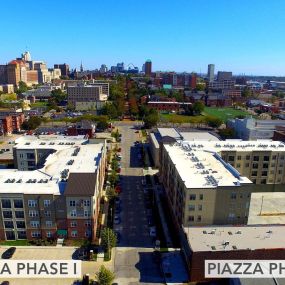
xmin=96 ymin=265 xmax=115 ymax=285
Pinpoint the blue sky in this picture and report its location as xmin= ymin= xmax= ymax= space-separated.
xmin=1 ymin=0 xmax=285 ymax=75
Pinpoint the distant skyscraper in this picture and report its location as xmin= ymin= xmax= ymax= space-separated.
xmin=142 ymin=63 xmax=145 ymax=73
xmin=207 ymin=64 xmax=215 ymax=82
xmin=100 ymin=64 xmax=108 ymax=73
xmin=54 ymin=64 xmax=69 ymax=77
xmin=145 ymin=59 xmax=152 ymax=76
xmin=116 ymin=62 xmax=124 ymax=72
xmin=21 ymin=51 xmax=31 ymax=62
xmin=80 ymin=61 xmax=84 ymax=72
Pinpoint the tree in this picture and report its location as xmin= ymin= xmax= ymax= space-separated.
xmin=205 ymin=116 xmax=223 ymax=128
xmin=195 ymin=83 xmax=206 ymax=91
xmin=97 ymin=120 xmax=109 ymax=131
xmin=51 ymin=89 xmax=67 ymax=103
xmin=242 ymin=87 xmax=252 ymax=98
xmin=21 ymin=116 xmax=42 ymax=130
xmin=101 ymin=228 xmax=117 ymax=259
xmin=143 ymin=109 xmax=159 ymax=129
xmin=106 ymin=187 xmax=117 ymax=201
xmin=16 ymin=81 xmax=28 ymax=94
xmin=96 ymin=265 xmax=115 ymax=285
xmin=192 ymin=101 xmax=205 ymax=115
xmin=218 ymin=128 xmax=235 ymax=139
xmin=102 ymin=103 xmax=118 ymax=119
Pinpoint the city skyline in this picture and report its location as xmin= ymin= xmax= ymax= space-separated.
xmin=1 ymin=0 xmax=285 ymax=75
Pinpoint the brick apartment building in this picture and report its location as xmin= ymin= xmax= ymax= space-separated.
xmin=0 ymin=112 xmax=25 ymax=134
xmin=0 ymin=135 xmax=106 ymax=241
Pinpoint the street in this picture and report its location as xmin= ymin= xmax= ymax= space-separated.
xmin=113 ymin=123 xmax=165 ymax=285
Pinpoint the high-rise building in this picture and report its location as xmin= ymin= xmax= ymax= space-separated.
xmin=7 ymin=60 xmax=26 ymax=86
xmin=0 ymin=65 xmax=7 ymax=84
xmin=145 ymin=59 xmax=152 ymax=76
xmin=116 ymin=62 xmax=124 ymax=72
xmin=217 ymin=71 xmax=232 ymax=81
xmin=207 ymin=64 xmax=215 ymax=82
xmin=142 ymin=63 xmax=145 ymax=73
xmin=54 ymin=64 xmax=69 ymax=77
xmin=21 ymin=51 xmax=31 ymax=62
xmin=100 ymin=64 xmax=108 ymax=73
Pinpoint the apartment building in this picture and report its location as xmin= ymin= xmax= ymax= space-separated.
xmin=227 ymin=117 xmax=285 ymax=140
xmin=208 ymin=79 xmax=235 ymax=90
xmin=0 ymin=135 xmax=106 ymax=241
xmin=183 ymin=225 xmax=285 ymax=282
xmin=160 ymin=140 xmax=285 ymax=228
xmin=67 ymin=85 xmax=108 ymax=111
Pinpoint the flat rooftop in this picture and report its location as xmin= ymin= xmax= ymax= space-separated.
xmin=184 ymin=225 xmax=285 ymax=252
xmin=0 ymin=136 xmax=104 ymax=195
xmin=157 ymin=128 xmax=181 ymax=139
xmin=248 ymin=192 xmax=285 ymax=225
xmin=180 ymin=132 xmax=219 ymax=141
xmin=164 ymin=143 xmax=251 ymax=189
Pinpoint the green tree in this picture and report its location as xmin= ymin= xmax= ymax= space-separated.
xmin=242 ymin=87 xmax=252 ymax=98
xmin=96 ymin=265 xmax=115 ymax=285
xmin=143 ymin=108 xmax=159 ymax=128
xmin=101 ymin=228 xmax=117 ymax=259
xmin=192 ymin=101 xmax=205 ymax=115
xmin=97 ymin=120 xmax=109 ymax=131
xmin=205 ymin=116 xmax=223 ymax=128
xmin=21 ymin=116 xmax=42 ymax=130
xmin=102 ymin=103 xmax=118 ymax=119
xmin=195 ymin=83 xmax=206 ymax=91
xmin=219 ymin=128 xmax=235 ymax=139
xmin=51 ymin=89 xmax=67 ymax=103
xmin=106 ymin=187 xmax=117 ymax=201
xmin=16 ymin=81 xmax=28 ymax=94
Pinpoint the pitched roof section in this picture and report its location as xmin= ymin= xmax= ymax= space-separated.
xmin=64 ymin=173 xmax=96 ymax=196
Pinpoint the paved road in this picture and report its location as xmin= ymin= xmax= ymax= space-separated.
xmin=113 ymin=124 xmax=164 ymax=285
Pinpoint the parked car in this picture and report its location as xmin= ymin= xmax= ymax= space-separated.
xmin=2 ymin=247 xmax=16 ymax=259
xmin=114 ymin=215 xmax=121 ymax=224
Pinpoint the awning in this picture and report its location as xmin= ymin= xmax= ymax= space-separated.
xmin=57 ymin=230 xmax=67 ymax=236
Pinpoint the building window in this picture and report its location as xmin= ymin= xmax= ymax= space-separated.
xmin=246 ymin=155 xmax=250 ymax=160
xmin=44 ymin=211 xmax=51 ymax=217
xmin=85 ymin=231 xmax=91 ymax=237
xmin=84 ymin=200 xmax=90 ymax=207
xmin=272 ymin=155 xmax=277 ymax=160
xmin=228 ymin=156 xmax=235 ymax=162
xmin=1 ymin=199 xmax=11 ymax=208
xmin=30 ymin=221 xmax=40 ymax=228
xmin=14 ymin=199 xmax=23 ymax=208
xmin=45 ymin=221 xmax=52 ymax=227
xmin=253 ymin=156 xmax=259 ymax=161
xmin=69 ymin=200 xmax=76 ymax=207
xmin=263 ymin=156 xmax=270 ymax=161
xmin=71 ymin=221 xmax=77 ymax=227
xmin=231 ymin=193 xmax=237 ymax=199
xmin=31 ymin=231 xmax=41 ymax=238
xmin=189 ymin=194 xmax=196 ymax=200
xmin=199 ymin=194 xmax=203 ymax=200
xmin=70 ymin=210 xmax=77 ymax=217
xmin=4 ymin=221 xmax=14 ymax=229
xmin=71 ymin=231 xmax=78 ymax=237
xmin=85 ymin=220 xmax=91 ymax=227
xmin=261 ymin=179 xmax=267 ymax=184
xmin=84 ymin=210 xmax=90 ymax=217
xmin=252 ymin=163 xmax=258 ymax=169
xmin=188 ymin=216 xmax=194 ymax=222
xmin=280 ymin=155 xmax=285 ymax=160
xmin=46 ymin=231 xmax=52 ymax=238
xmin=252 ymin=179 xmax=257 ymax=184
xmin=261 ymin=171 xmax=268 ymax=176
xmin=28 ymin=200 xmax=37 ymax=207
xmin=197 ymin=215 xmax=202 ymax=222
xmin=44 ymin=200 xmax=50 ymax=207
xmin=16 ymin=221 xmax=25 ymax=229
xmin=3 ymin=211 xmax=12 ymax=219
xmin=198 ymin=205 xmax=203 ymax=211
xmin=237 ymin=156 xmax=241 ymax=160
xmin=236 ymin=163 xmax=241 ymax=168
xmin=188 ymin=205 xmax=195 ymax=211
xmin=263 ymin=163 xmax=268 ymax=169
xmin=15 ymin=211 xmax=24 ymax=219
xmin=29 ymin=210 xmax=39 ymax=217
xmin=251 ymin=171 xmax=257 ymax=176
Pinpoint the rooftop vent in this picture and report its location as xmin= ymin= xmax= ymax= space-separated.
xmin=236 ymin=230 xmax=242 ymax=234
xmin=203 ymin=230 xmax=207 ymax=234
xmin=211 ymin=246 xmax=216 ymax=250
xmin=232 ymin=245 xmax=237 ymax=250
xmin=228 ymin=231 xmax=233 ymax=235
xmin=5 ymin=179 xmax=15 ymax=183
xmin=67 ymin=159 xmax=74 ymax=165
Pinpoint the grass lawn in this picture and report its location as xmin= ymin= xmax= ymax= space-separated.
xmin=203 ymin=107 xmax=249 ymax=122
xmin=0 ymin=240 xmax=30 ymax=246
xmin=160 ymin=113 xmax=205 ymax=124
xmin=31 ymin=101 xmax=49 ymax=108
